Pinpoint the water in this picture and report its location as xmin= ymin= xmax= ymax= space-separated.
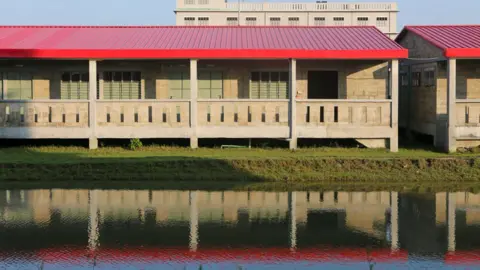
xmin=0 ymin=189 xmax=479 ymax=269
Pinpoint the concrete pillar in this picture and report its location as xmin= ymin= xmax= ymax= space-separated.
xmin=88 ymin=190 xmax=100 ymax=252
xmin=447 ymin=59 xmax=457 ymax=153
xmin=189 ymin=191 xmax=199 ymax=252
xmin=1 ymin=72 xmax=6 ymax=100
xmin=288 ymin=191 xmax=297 ymax=250
xmin=190 ymin=59 xmax=198 ymax=149
xmin=390 ymin=192 xmax=399 ymax=251
xmin=5 ymin=190 xmax=10 ymax=204
xmin=390 ymin=60 xmax=399 ymax=153
xmin=289 ymin=59 xmax=297 ymax=150
xmin=88 ymin=60 xmax=98 ymax=150
xmin=447 ymin=192 xmax=456 ymax=252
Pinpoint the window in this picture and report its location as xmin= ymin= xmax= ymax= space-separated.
xmin=184 ymin=17 xmax=195 ymax=26
xmin=61 ymin=72 xmax=89 ymax=100
xmin=198 ymin=0 xmax=208 ymax=4
xmin=184 ymin=0 xmax=195 ymax=5
xmin=333 ymin=17 xmax=345 ymax=26
xmin=270 ymin=17 xmax=281 ymax=26
xmin=168 ymin=71 xmax=190 ymax=99
xmin=400 ymin=73 xmax=408 ymax=87
xmin=424 ymin=70 xmax=435 ymax=87
xmin=227 ymin=17 xmax=238 ymax=26
xmin=357 ymin=17 xmax=369 ymax=26
xmin=199 ymin=71 xmax=223 ymax=99
xmin=245 ymin=17 xmax=257 ymax=26
xmin=250 ymin=72 xmax=289 ymax=99
xmin=198 ymin=17 xmax=209 ymax=26
xmin=288 ymin=17 xmax=300 ymax=26
xmin=376 ymin=17 xmax=388 ymax=27
xmin=103 ymin=72 xmax=141 ymax=99
xmin=314 ymin=17 xmax=326 ymax=26
xmin=6 ymin=72 xmax=32 ymax=100
xmin=412 ymin=72 xmax=421 ymax=87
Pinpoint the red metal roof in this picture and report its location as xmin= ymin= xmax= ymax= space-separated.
xmin=397 ymin=25 xmax=480 ymax=58
xmin=0 ymin=26 xmax=407 ymax=59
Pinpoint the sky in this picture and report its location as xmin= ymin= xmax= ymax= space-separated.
xmin=0 ymin=0 xmax=477 ymax=31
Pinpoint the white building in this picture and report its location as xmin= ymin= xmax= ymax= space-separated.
xmin=175 ymin=0 xmax=399 ymax=38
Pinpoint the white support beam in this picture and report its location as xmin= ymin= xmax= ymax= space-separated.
xmin=89 ymin=60 xmax=98 ymax=150
xmin=288 ymin=191 xmax=297 ymax=250
xmin=447 ymin=59 xmax=457 ymax=153
xmin=190 ymin=59 xmax=198 ymax=149
xmin=447 ymin=192 xmax=456 ymax=252
xmin=390 ymin=192 xmax=399 ymax=251
xmin=390 ymin=60 xmax=399 ymax=153
xmin=289 ymin=59 xmax=297 ymax=150
xmin=189 ymin=191 xmax=199 ymax=252
xmin=88 ymin=190 xmax=99 ymax=252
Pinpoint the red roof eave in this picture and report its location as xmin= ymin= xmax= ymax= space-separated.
xmin=445 ymin=48 xmax=480 ymax=58
xmin=0 ymin=49 xmax=408 ymax=60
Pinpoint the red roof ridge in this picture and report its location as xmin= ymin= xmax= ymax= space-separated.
xmin=405 ymin=24 xmax=480 ymax=28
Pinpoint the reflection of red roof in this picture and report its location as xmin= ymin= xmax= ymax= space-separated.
xmin=396 ymin=25 xmax=480 ymax=58
xmin=35 ymin=248 xmax=408 ymax=263
xmin=445 ymin=251 xmax=480 ymax=265
xmin=0 ymin=26 xmax=407 ymax=59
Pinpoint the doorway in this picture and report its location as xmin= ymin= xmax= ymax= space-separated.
xmin=308 ymin=71 xmax=339 ymax=99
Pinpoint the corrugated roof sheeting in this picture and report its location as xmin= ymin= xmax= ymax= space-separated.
xmin=0 ymin=26 xmax=407 ymax=59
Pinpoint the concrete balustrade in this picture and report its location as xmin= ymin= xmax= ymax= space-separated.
xmin=455 ymin=100 xmax=480 ymax=142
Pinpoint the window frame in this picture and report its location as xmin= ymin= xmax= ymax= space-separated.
xmin=197 ymin=17 xmax=210 ymax=26
xmin=269 ymin=17 xmax=281 ymax=26
xmin=314 ymin=17 xmax=326 ymax=26
xmin=5 ymin=71 xmax=33 ymax=100
xmin=412 ymin=72 xmax=422 ymax=87
xmin=102 ymin=71 xmax=141 ymax=100
xmin=60 ymin=71 xmax=90 ymax=100
xmin=249 ymin=71 xmax=289 ymax=100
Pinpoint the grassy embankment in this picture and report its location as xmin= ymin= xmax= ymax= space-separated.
xmin=1 ymin=145 xmax=480 ymax=191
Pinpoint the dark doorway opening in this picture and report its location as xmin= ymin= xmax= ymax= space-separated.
xmin=308 ymin=71 xmax=339 ymax=99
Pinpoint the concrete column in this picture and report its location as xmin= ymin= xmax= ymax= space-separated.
xmin=88 ymin=190 xmax=100 ymax=252
xmin=5 ymin=190 xmax=10 ymax=204
xmin=390 ymin=191 xmax=399 ymax=251
xmin=447 ymin=59 xmax=457 ymax=153
xmin=190 ymin=59 xmax=198 ymax=149
xmin=88 ymin=60 xmax=98 ymax=150
xmin=390 ymin=60 xmax=399 ymax=153
xmin=288 ymin=191 xmax=297 ymax=250
xmin=189 ymin=191 xmax=199 ymax=252
xmin=1 ymin=72 xmax=6 ymax=100
xmin=289 ymin=59 xmax=297 ymax=150
xmin=447 ymin=192 xmax=456 ymax=252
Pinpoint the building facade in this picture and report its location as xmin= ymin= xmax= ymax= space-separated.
xmin=396 ymin=25 xmax=480 ymax=152
xmin=0 ymin=26 xmax=405 ymax=151
xmin=175 ymin=0 xmax=398 ymax=38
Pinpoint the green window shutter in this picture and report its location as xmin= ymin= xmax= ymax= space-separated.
xmin=79 ymin=73 xmax=89 ymax=100
xmin=7 ymin=72 xmax=21 ymax=100
xmin=251 ymin=72 xmax=260 ymax=99
xmin=103 ymin=72 xmax=112 ymax=100
xmin=183 ymin=72 xmax=191 ymax=99
xmin=168 ymin=72 xmax=183 ymax=99
xmin=260 ymin=72 xmax=270 ymax=99
xmin=279 ymin=72 xmax=289 ymax=99
xmin=211 ymin=71 xmax=223 ymax=99
xmin=131 ymin=72 xmax=141 ymax=99
xmin=21 ymin=73 xmax=32 ymax=100
xmin=60 ymin=72 xmax=70 ymax=100
xmin=198 ymin=71 xmax=211 ymax=99
xmin=111 ymin=72 xmax=122 ymax=99
xmin=0 ymin=73 xmax=3 ymax=98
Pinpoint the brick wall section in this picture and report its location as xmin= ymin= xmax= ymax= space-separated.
xmin=398 ymin=31 xmax=444 ymax=59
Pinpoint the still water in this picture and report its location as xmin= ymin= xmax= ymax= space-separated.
xmin=0 ymin=189 xmax=479 ymax=269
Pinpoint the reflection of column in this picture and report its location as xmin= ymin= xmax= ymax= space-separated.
xmin=189 ymin=191 xmax=198 ymax=252
xmin=288 ymin=191 xmax=297 ymax=250
xmin=447 ymin=192 xmax=456 ymax=252
xmin=88 ymin=190 xmax=100 ymax=252
xmin=5 ymin=190 xmax=10 ymax=204
xmin=391 ymin=192 xmax=399 ymax=251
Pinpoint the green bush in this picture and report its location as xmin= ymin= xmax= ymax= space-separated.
xmin=128 ymin=138 xmax=143 ymax=151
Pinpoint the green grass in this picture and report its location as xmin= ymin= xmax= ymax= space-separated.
xmin=0 ymin=145 xmax=476 ymax=165
xmin=1 ymin=146 xmax=479 ymax=190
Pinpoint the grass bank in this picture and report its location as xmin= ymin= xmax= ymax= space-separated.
xmin=1 ymin=146 xmax=480 ymax=190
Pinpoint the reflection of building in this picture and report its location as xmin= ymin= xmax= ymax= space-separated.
xmin=1 ymin=190 xmax=398 ymax=251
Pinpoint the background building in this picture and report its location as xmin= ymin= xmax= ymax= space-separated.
xmin=175 ymin=0 xmax=398 ymax=38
